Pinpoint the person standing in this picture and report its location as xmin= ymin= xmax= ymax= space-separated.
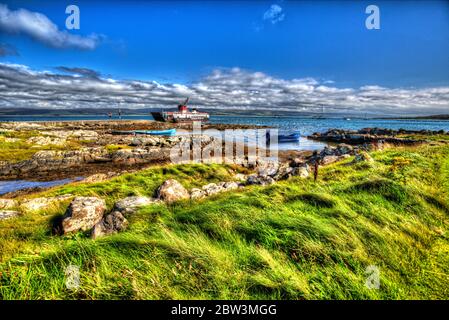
xmin=312 ymin=150 xmax=320 ymax=182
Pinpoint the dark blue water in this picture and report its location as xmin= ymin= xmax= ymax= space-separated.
xmin=210 ymin=116 xmax=449 ymax=136
xmin=0 ymin=177 xmax=83 ymax=195
xmin=2 ymin=115 xmax=448 ymax=136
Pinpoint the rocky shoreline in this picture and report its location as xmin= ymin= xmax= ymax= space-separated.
xmin=308 ymin=127 xmax=449 ymax=145
xmin=0 ymin=120 xmax=265 ymax=182
xmin=2 ymin=121 xmax=447 ymax=199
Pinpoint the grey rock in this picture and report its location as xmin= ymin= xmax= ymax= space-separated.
xmin=202 ymin=183 xmax=225 ymax=196
xmin=246 ymin=174 xmax=275 ymax=186
xmin=156 ymin=179 xmax=190 ymax=203
xmin=61 ymin=197 xmax=106 ymax=234
xmin=223 ymin=181 xmax=239 ymax=190
xmin=91 ymin=211 xmax=129 ymax=239
xmin=292 ymin=165 xmax=310 ymax=178
xmin=321 ymin=155 xmax=340 ymax=165
xmin=190 ymin=188 xmax=206 ymax=200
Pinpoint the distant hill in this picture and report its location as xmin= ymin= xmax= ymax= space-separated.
xmin=1 ymin=108 xmax=448 ymax=120
xmin=0 ymin=107 xmax=338 ymax=118
xmin=378 ymin=114 xmax=449 ymax=120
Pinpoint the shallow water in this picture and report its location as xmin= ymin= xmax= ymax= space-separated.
xmin=0 ymin=177 xmax=83 ymax=196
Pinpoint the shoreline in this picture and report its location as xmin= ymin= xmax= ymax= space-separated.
xmin=1 ymin=120 xmax=448 ymax=197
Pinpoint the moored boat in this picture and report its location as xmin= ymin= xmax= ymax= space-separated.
xmin=151 ymin=98 xmax=209 ymax=123
xmin=134 ymin=129 xmax=176 ymax=136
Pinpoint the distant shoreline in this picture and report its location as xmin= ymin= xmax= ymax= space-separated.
xmin=1 ymin=114 xmax=449 ymax=120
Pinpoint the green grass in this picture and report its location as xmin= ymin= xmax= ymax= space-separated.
xmin=0 ymin=144 xmax=448 ymax=299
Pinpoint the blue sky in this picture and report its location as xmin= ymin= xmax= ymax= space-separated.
xmin=0 ymin=0 xmax=448 ymax=114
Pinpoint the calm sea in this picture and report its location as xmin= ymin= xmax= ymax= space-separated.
xmin=1 ymin=114 xmax=448 ymax=136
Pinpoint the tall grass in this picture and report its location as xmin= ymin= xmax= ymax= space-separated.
xmin=0 ymin=144 xmax=448 ymax=299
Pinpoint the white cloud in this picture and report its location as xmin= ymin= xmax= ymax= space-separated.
xmin=0 ymin=63 xmax=448 ymax=115
xmin=0 ymin=4 xmax=100 ymax=50
xmin=263 ymin=4 xmax=285 ymax=25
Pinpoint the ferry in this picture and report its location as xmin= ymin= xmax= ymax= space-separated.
xmin=151 ymin=98 xmax=209 ymax=123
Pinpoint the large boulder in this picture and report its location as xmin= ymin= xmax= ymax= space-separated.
xmin=0 ymin=210 xmax=20 ymax=220
xmin=156 ymin=179 xmax=190 ymax=203
xmin=0 ymin=199 xmax=18 ymax=210
xmin=273 ymin=163 xmax=294 ymax=180
xmin=91 ymin=211 xmax=129 ymax=239
xmin=113 ymin=196 xmax=156 ymax=215
xmin=257 ymin=161 xmax=279 ymax=177
xmin=61 ymin=197 xmax=106 ymax=234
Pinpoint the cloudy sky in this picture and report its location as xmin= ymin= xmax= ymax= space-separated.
xmin=1 ymin=0 xmax=449 ymax=115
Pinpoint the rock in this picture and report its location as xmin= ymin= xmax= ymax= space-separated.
xmin=27 ymin=136 xmax=66 ymax=146
xmin=273 ymin=163 xmax=294 ymax=180
xmin=190 ymin=188 xmax=206 ymax=200
xmin=292 ymin=165 xmax=310 ymax=178
xmin=257 ymin=161 xmax=279 ymax=177
xmin=290 ymin=158 xmax=306 ymax=167
xmin=156 ymin=179 xmax=190 ymax=203
xmin=0 ymin=147 xmax=109 ymax=180
xmin=0 ymin=199 xmax=18 ymax=210
xmin=336 ymin=143 xmax=354 ymax=155
xmin=321 ymin=146 xmax=337 ymax=157
xmin=0 ymin=210 xmax=20 ymax=220
xmin=21 ymin=195 xmax=73 ymax=212
xmin=223 ymin=181 xmax=239 ymax=190
xmin=246 ymin=174 xmax=275 ymax=186
xmin=233 ymin=173 xmax=247 ymax=182
xmin=91 ymin=211 xmax=128 ymax=239
xmin=113 ymin=196 xmax=156 ymax=215
xmin=44 ymin=130 xmax=99 ymax=140
xmin=353 ymin=151 xmax=374 ymax=163
xmin=61 ymin=197 xmax=106 ymax=234
xmin=202 ymin=183 xmax=225 ymax=196
xmin=321 ymin=155 xmax=340 ymax=165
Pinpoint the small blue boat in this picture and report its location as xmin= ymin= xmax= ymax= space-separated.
xmin=133 ymin=128 xmax=176 ymax=136
xmin=266 ymin=130 xmax=301 ymax=143
xmin=278 ymin=132 xmax=300 ymax=143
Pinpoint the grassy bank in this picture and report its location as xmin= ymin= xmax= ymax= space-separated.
xmin=0 ymin=143 xmax=448 ymax=299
